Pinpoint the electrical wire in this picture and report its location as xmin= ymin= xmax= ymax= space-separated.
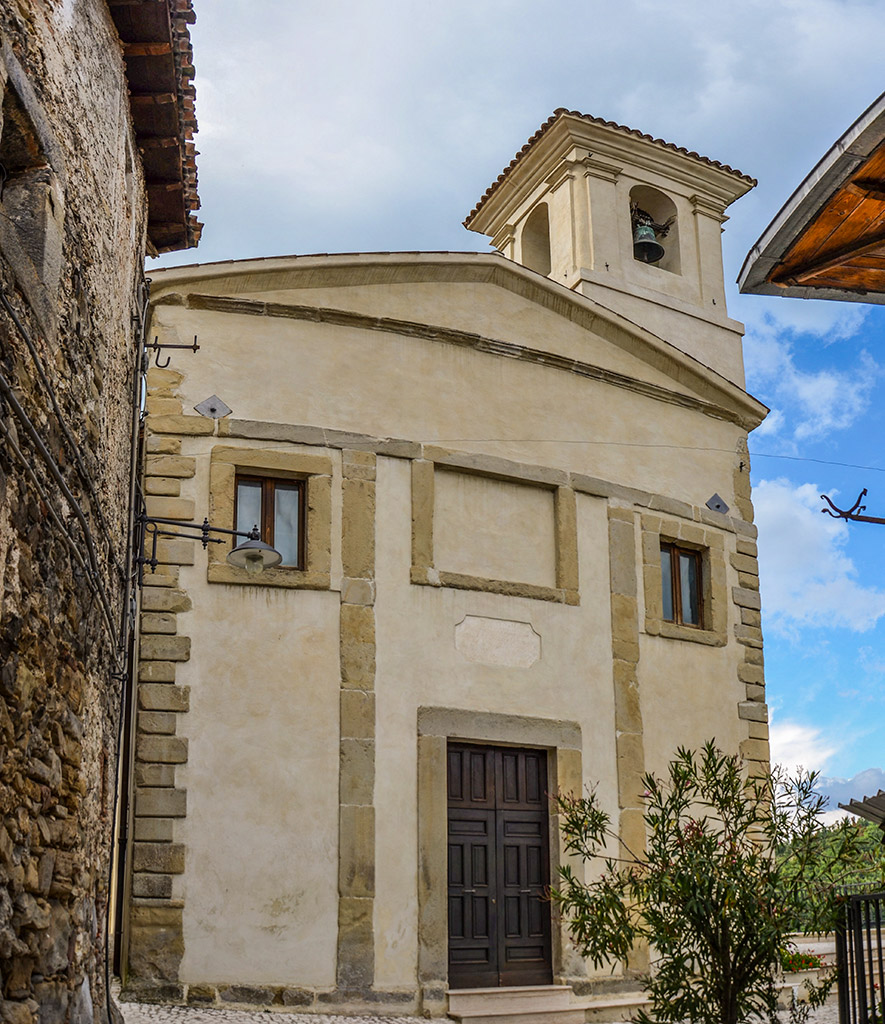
xmin=135 ymin=431 xmax=885 ymax=476
xmin=0 ymin=363 xmax=119 ymax=643
xmin=0 ymin=285 xmax=122 ymax=573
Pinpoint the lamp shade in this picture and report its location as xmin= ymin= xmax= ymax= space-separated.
xmin=226 ymin=537 xmax=283 ymax=574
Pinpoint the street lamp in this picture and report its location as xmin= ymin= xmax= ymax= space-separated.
xmin=134 ymin=508 xmax=282 ymax=586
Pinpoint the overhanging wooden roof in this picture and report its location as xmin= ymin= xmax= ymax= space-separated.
xmin=739 ymin=91 xmax=885 ymax=303
xmin=107 ymin=0 xmax=202 ymax=254
xmin=840 ymin=789 xmax=885 ymax=832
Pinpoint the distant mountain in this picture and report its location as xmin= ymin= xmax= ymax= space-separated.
xmin=817 ymin=768 xmax=885 ymax=812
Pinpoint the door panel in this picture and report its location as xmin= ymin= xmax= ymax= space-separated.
xmin=448 ymin=744 xmax=552 ymax=989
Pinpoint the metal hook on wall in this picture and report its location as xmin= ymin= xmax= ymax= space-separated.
xmin=143 ymin=335 xmax=200 ymax=369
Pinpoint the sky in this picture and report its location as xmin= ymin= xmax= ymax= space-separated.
xmin=156 ymin=0 xmax=885 ymax=811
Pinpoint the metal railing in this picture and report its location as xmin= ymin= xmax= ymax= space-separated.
xmin=836 ymin=885 xmax=885 ymax=1024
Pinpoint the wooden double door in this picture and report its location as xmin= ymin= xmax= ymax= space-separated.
xmin=447 ymin=743 xmax=553 ymax=989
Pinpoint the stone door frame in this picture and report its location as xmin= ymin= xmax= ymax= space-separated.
xmin=416 ymin=707 xmax=584 ymax=1013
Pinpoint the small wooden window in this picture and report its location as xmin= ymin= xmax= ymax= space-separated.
xmin=660 ymin=542 xmax=702 ymax=628
xmin=235 ymin=475 xmax=305 ymax=569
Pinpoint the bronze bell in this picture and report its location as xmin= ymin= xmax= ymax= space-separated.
xmin=633 ymin=222 xmax=665 ymax=264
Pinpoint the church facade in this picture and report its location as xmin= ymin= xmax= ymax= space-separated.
xmin=122 ymin=111 xmax=768 ymax=1018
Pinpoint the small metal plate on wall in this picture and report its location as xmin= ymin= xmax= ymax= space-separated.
xmin=194 ymin=394 xmax=232 ymax=419
xmin=705 ymin=493 xmax=729 ymax=514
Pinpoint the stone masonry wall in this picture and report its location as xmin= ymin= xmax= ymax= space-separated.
xmin=0 ymin=3 xmax=148 ymax=1023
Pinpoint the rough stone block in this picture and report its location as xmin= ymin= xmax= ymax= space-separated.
xmin=140 ymin=612 xmax=177 ymax=635
xmin=741 ymin=608 xmax=762 ymax=627
xmin=144 ymin=476 xmax=182 ymax=497
xmin=137 ymin=711 xmax=177 ymax=735
xmin=145 ymin=454 xmax=197 ymax=478
xmin=136 ymin=736 xmax=188 ymax=764
xmin=738 ymin=572 xmax=760 ymax=591
xmin=142 ymin=566 xmax=180 ymax=587
xmin=138 ymin=661 xmax=177 ymax=683
xmin=736 ymin=539 xmax=758 ymax=558
xmin=144 ymin=496 xmax=195 ymax=521
xmin=340 ymin=739 xmax=374 ymax=805
xmin=154 ymin=538 xmax=195 ymax=566
xmin=136 ymin=787 xmax=186 ymax=818
xmin=280 ymin=988 xmax=313 ymax=1007
xmin=141 ymin=589 xmax=192 ymax=614
xmin=128 ymin=904 xmax=184 ymax=981
xmin=339 ymin=804 xmax=375 ymax=898
xmin=342 ymin=478 xmax=375 ymax=578
xmin=218 ymin=986 xmax=275 ymax=1005
xmin=336 ymin=896 xmax=374 ymax=991
xmin=732 ymin=586 xmax=761 ymax=610
xmin=145 ymin=396 xmax=183 ymax=417
xmin=744 ymin=683 xmax=766 ymax=702
xmin=610 ymin=593 xmax=639 ymax=643
xmin=340 ymin=690 xmax=375 ymax=740
xmin=132 ymin=843 xmax=185 ymax=874
xmin=133 ymin=818 xmax=174 ymax=843
xmin=146 ymin=435 xmax=182 ymax=455
xmin=146 ymin=414 xmax=214 ymax=436
xmin=611 ymin=638 xmax=640 ymax=663
xmin=730 ymin=552 xmax=759 ymax=575
xmin=186 ymin=987 xmax=217 ymax=1006
xmin=146 ymin=367 xmax=184 ymax=391
xmin=734 ymin=622 xmax=764 ymax=643
xmin=140 ymin=636 xmax=191 ymax=662
xmin=139 ymin=684 xmax=190 ymax=713
xmin=340 ymin=604 xmax=375 ymax=643
xmin=340 ymin=640 xmax=375 ymax=690
xmin=608 ymin=517 xmax=637 ymax=598
xmin=342 ymin=449 xmax=377 ymax=481
xmin=616 ymin=732 xmax=645 ymax=803
xmin=733 ymin=519 xmax=758 ymax=539
xmin=135 ymin=763 xmax=176 ymax=788
xmin=738 ymin=662 xmax=765 ymax=685
xmin=341 ymin=577 xmax=375 ymax=606
xmin=613 ymin=669 xmax=642 ymax=735
xmin=647 ymin=494 xmax=694 ymax=521
xmin=748 ymin=721 xmax=769 ymax=741
xmin=738 ymin=701 xmax=768 ymax=723
xmin=739 ymin=738 xmax=770 ymax=762
xmin=131 ymin=873 xmax=172 ymax=899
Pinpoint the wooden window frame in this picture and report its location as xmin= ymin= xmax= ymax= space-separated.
xmin=660 ymin=541 xmax=703 ymax=629
xmin=234 ymin=473 xmax=306 ymax=570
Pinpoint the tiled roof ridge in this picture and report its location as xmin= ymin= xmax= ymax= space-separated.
xmin=169 ymin=0 xmax=202 ymax=248
xmin=464 ymin=108 xmax=757 ymax=228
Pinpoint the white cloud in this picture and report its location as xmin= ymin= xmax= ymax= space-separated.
xmin=156 ymin=0 xmax=885 ymax=268
xmin=769 ymin=718 xmax=838 ymax=776
xmin=742 ymin=305 xmax=878 ymax=444
xmin=753 ymin=479 xmax=885 ymax=634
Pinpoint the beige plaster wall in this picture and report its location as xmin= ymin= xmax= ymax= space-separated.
xmin=148 ymin=300 xmax=748 ymax=516
xmin=433 ymin=469 xmax=557 ymax=587
xmin=373 ymin=460 xmax=619 ymax=988
xmin=134 ymin=264 xmax=767 ymax=1003
xmin=173 ymin=440 xmax=343 ymax=987
xmin=154 ymin=278 xmax=709 ymax=401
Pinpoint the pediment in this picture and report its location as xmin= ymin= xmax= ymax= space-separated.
xmin=150 ymin=251 xmax=767 ymax=431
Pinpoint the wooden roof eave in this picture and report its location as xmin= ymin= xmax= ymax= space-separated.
xmin=739 ymin=91 xmax=885 ymax=303
xmin=106 ymin=0 xmax=202 ymax=253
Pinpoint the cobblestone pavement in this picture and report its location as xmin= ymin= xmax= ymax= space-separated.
xmin=117 ymin=1003 xmax=429 ymax=1024
xmin=117 ymin=997 xmax=843 ymax=1024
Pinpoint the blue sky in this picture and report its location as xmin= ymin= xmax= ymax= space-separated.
xmin=161 ymin=0 xmax=885 ymax=807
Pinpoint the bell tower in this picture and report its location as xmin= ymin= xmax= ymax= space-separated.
xmin=464 ymin=110 xmax=756 ymax=384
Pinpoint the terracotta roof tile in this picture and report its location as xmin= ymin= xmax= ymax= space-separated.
xmin=464 ymin=108 xmax=756 ymax=228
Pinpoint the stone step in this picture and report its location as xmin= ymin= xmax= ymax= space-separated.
xmin=573 ymin=991 xmax=651 ymax=1023
xmin=448 ymin=985 xmax=581 ymax=1023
